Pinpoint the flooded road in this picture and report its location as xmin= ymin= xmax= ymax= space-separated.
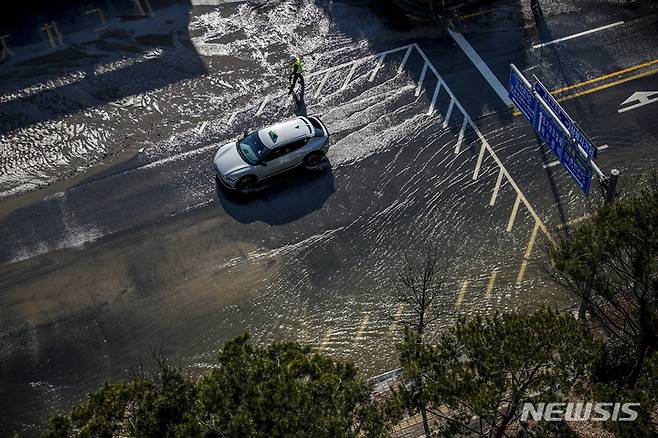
xmin=2 ymin=0 xmax=658 ymax=434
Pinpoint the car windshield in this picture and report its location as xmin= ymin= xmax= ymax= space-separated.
xmin=237 ymin=132 xmax=269 ymax=165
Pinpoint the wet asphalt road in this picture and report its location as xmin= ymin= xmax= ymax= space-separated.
xmin=1 ymin=0 xmax=658 ymax=434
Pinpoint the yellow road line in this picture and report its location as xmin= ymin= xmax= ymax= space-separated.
xmin=512 ymin=63 xmax=658 ymax=116
xmin=318 ymin=329 xmax=332 ymax=352
xmin=486 ymin=270 xmax=498 ymax=297
xmin=459 ymin=8 xmax=495 ymax=20
xmin=353 ymin=313 xmax=370 ymax=345
xmin=516 ymin=220 xmax=540 ymax=284
xmin=455 ymin=280 xmax=469 ymax=307
xmin=556 ymin=214 xmax=591 ymax=229
xmin=553 ymin=58 xmax=658 ymax=94
xmin=557 ymin=67 xmax=658 ymax=103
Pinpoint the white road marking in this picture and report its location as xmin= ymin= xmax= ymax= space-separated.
xmin=341 ymin=62 xmax=358 ymax=91
xmin=307 ymin=44 xmax=413 ymax=79
xmin=490 ymin=167 xmax=504 ymax=206
xmin=447 ymin=28 xmax=512 ymax=106
xmin=427 ymin=82 xmax=443 ymax=115
xmin=618 ymin=90 xmax=658 ymax=113
xmin=255 ymin=96 xmax=269 ymax=116
xmin=315 ymin=71 xmax=330 ymax=98
xmin=507 ymin=194 xmax=521 ymax=232
xmin=542 ymin=144 xmax=608 ymax=168
xmin=368 ymin=55 xmax=385 ymax=82
xmin=472 ymin=140 xmax=487 ymax=180
xmin=454 ymin=117 xmax=468 ymax=154
xmin=442 ymin=99 xmax=454 ymax=127
xmin=398 ymin=46 xmax=413 ymax=74
xmin=227 ymin=112 xmax=236 ymax=125
xmin=197 ymin=121 xmax=208 ymax=134
xmin=532 ymin=21 xmax=624 ymax=49
xmin=415 ymin=62 xmax=429 ymax=96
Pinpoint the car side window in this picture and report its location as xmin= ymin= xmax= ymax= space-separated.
xmin=287 ymin=138 xmax=308 ymax=151
xmin=264 ymin=138 xmax=308 ymax=162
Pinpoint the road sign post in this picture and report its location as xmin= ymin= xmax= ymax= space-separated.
xmin=508 ymin=64 xmax=614 ymax=198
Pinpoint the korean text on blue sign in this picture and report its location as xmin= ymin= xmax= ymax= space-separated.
xmin=533 ymin=79 xmax=597 ymax=159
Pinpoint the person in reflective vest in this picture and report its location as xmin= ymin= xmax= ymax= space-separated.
xmin=288 ymin=55 xmax=304 ymax=94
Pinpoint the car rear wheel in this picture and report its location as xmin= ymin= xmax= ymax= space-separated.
xmin=236 ymin=175 xmax=257 ymax=191
xmin=304 ymin=151 xmax=325 ymax=168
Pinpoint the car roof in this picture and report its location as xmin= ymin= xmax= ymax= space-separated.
xmin=257 ymin=117 xmax=313 ymax=149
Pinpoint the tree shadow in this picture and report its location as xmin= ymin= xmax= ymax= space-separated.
xmin=0 ymin=0 xmax=206 ymax=137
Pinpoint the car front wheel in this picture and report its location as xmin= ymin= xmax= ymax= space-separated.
xmin=304 ymin=151 xmax=325 ymax=168
xmin=235 ymin=175 xmax=257 ymax=191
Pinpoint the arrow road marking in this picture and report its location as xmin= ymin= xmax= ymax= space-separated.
xmin=618 ymin=91 xmax=658 ymax=113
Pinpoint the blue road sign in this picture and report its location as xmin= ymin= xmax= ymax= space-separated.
xmin=508 ymin=67 xmax=593 ymax=194
xmin=509 ymin=70 xmax=537 ymax=123
xmin=533 ymin=103 xmax=564 ymax=159
xmin=533 ymin=79 xmax=597 ymax=159
xmin=561 ymin=141 xmax=593 ymax=194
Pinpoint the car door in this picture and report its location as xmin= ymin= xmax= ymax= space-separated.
xmin=261 ymin=138 xmax=308 ymax=178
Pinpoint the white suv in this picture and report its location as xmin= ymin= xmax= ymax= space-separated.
xmin=214 ymin=116 xmax=329 ymax=191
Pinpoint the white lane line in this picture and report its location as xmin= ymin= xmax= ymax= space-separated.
xmin=228 ymin=112 xmax=236 ymax=125
xmin=398 ymin=46 xmax=413 ymax=74
xmin=447 ymin=28 xmax=512 ymax=106
xmin=427 ymin=81 xmax=443 ymax=115
xmin=196 ymin=121 xmax=208 ymax=134
xmin=255 ymin=96 xmax=269 ymax=116
xmin=454 ymin=117 xmax=468 ymax=154
xmin=473 ymin=140 xmax=486 ymax=180
xmin=315 ymin=71 xmax=330 ymax=98
xmin=532 ymin=21 xmax=624 ymax=49
xmin=542 ymin=144 xmax=608 ymax=168
xmin=415 ymin=62 xmax=429 ymax=96
xmin=341 ymin=62 xmax=358 ymax=91
xmin=490 ymin=167 xmax=504 ymax=206
xmin=507 ymin=194 xmax=521 ymax=232
xmin=368 ymin=55 xmax=385 ymax=82
xmin=442 ymin=99 xmax=454 ymax=127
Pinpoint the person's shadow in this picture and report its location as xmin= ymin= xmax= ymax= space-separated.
xmin=291 ymin=86 xmax=307 ymax=116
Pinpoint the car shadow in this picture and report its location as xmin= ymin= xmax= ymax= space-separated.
xmin=216 ymin=162 xmax=335 ymax=226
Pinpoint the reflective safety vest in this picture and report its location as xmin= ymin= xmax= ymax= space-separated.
xmin=292 ymin=57 xmax=303 ymax=74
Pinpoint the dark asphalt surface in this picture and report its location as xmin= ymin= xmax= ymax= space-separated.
xmin=1 ymin=0 xmax=658 ymax=434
